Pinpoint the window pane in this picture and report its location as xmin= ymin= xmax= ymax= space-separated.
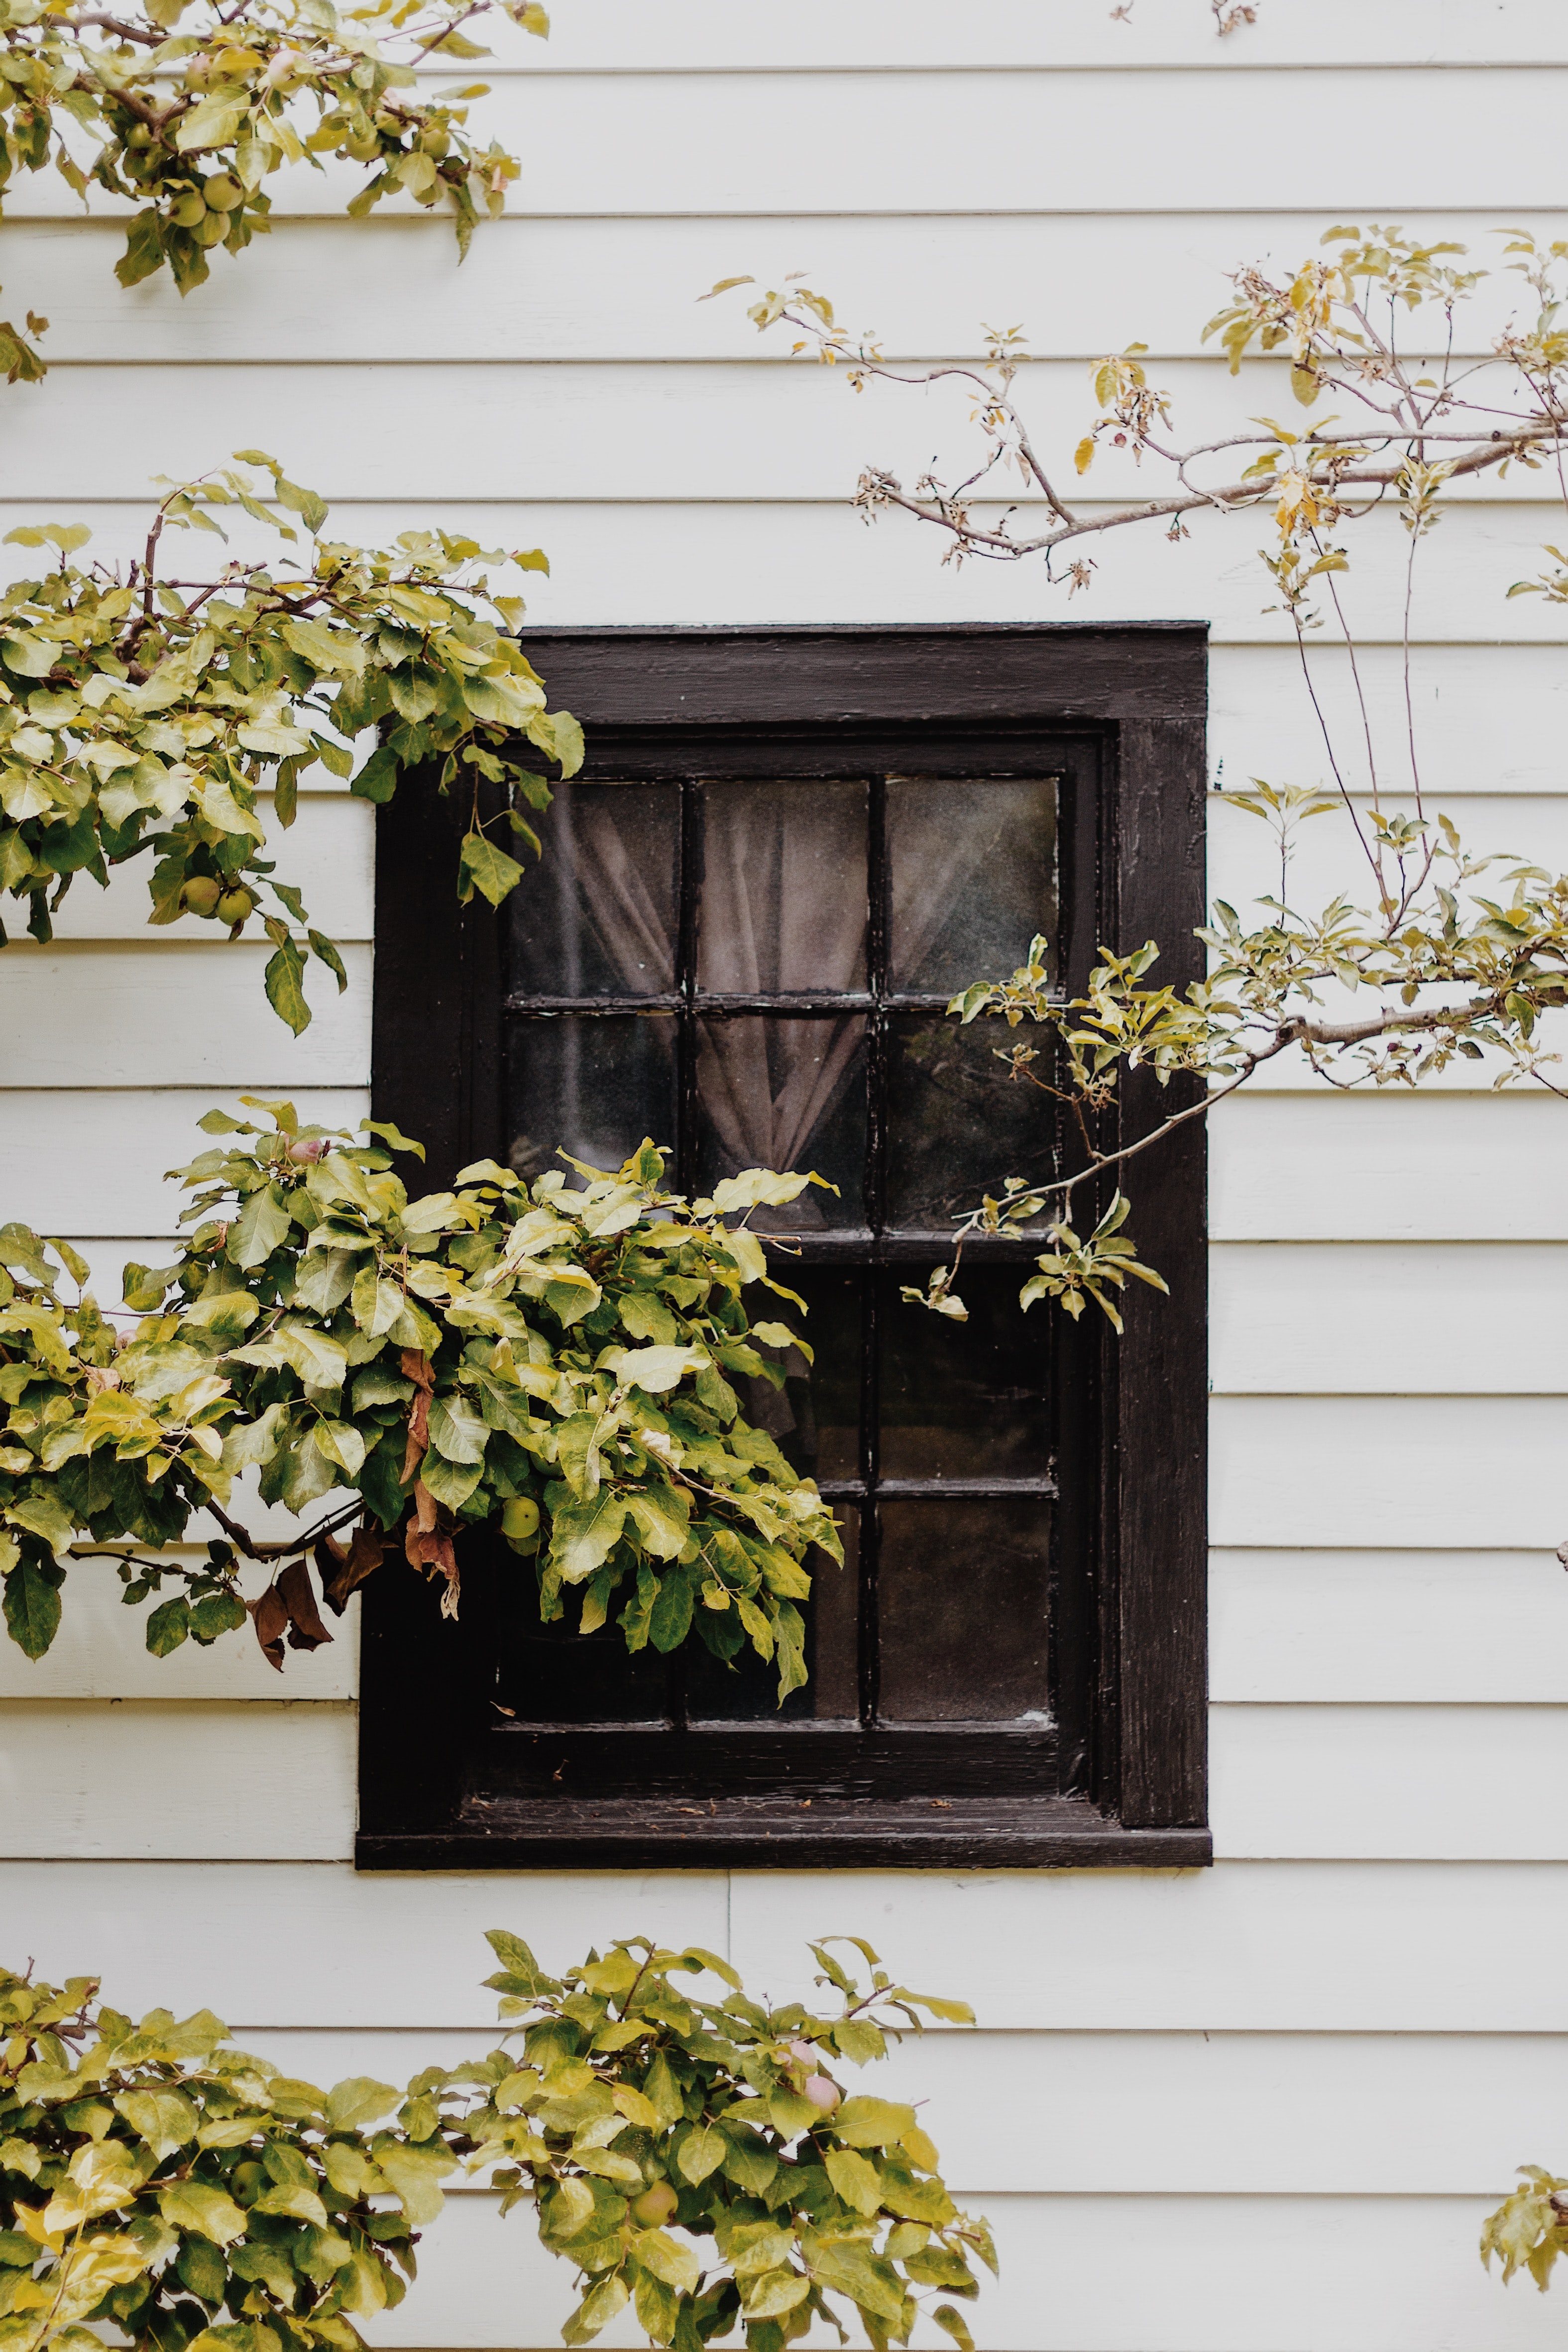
xmin=698 ymin=781 xmax=868 ymax=994
xmin=883 ymin=1015 xmax=1056 ymax=1232
xmin=496 ymin=1569 xmax=672 ymax=1725
xmin=738 ymin=1266 xmax=861 ymax=1483
xmin=695 ymin=1015 xmax=867 ymax=1226
xmin=510 ymin=782 xmax=678 ymax=998
xmin=507 ymin=1013 xmax=676 ymax=1190
xmin=687 ymin=1523 xmax=860 ymax=1725
xmin=887 ymin=776 xmax=1058 ymax=993
xmin=877 ymin=1497 xmax=1051 ymax=1723
xmin=878 ymin=1270 xmax=1050 ymax=1481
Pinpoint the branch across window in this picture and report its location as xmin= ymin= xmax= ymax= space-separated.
xmin=361 ymin=625 xmax=1211 ymax=1869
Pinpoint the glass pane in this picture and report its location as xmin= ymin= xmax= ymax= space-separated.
xmin=877 ymin=1497 xmax=1051 ymax=1723
xmin=887 ymin=776 xmax=1058 ymax=994
xmin=509 ymin=781 xmax=678 ymax=998
xmin=496 ymin=1572 xmax=672 ymax=1725
xmin=698 ymin=781 xmax=868 ymax=994
xmin=687 ymin=1522 xmax=860 ymax=1725
xmin=507 ymin=1013 xmax=676 ymax=1191
xmin=878 ymin=1270 xmax=1049 ymax=1481
xmin=695 ymin=1015 xmax=866 ymax=1228
xmin=884 ymin=1014 xmax=1056 ymax=1232
xmin=737 ymin=1266 xmax=861 ymax=1483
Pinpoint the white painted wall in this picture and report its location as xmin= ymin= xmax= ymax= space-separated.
xmin=4 ymin=4 xmax=1568 ymax=2347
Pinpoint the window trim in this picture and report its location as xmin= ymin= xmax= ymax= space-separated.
xmin=359 ymin=623 xmax=1210 ymax=1872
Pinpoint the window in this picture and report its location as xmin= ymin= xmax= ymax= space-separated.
xmin=361 ymin=625 xmax=1210 ymax=1868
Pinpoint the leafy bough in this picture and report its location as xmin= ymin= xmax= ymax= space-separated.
xmin=0 ymin=457 xmax=581 ymax=1029
xmin=0 ymin=0 xmax=547 ymax=320
xmin=0 ymin=1935 xmax=991 ymax=2352
xmin=0 ymin=1103 xmax=843 ymax=1697
xmin=902 ymin=792 xmax=1568 ymax=1329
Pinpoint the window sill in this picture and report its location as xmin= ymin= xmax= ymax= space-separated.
xmin=355 ymin=1795 xmax=1212 ymax=1872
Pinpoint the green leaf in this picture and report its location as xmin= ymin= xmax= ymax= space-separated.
xmin=549 ymin=1493 xmax=628 ymax=1583
xmin=676 ymin=2124 xmax=725 ymax=2185
xmin=190 ymin=1589 xmax=247 ymax=1644
xmin=115 ymin=209 xmax=166 ymax=289
xmin=833 ymin=2097 xmax=917 ymax=2148
xmin=159 ymin=2181 xmax=248 ymax=2246
xmin=325 ymin=2077 xmax=399 ymax=2133
xmin=228 ymin=1184 xmax=291 ymax=1269
xmin=3 ymin=1560 xmax=62 ymax=1658
xmin=145 ymin=1596 xmax=191 ymax=1656
xmin=648 ymin=1568 xmax=694 ymax=1653
xmin=361 ymin=1119 xmax=426 ymax=1162
xmin=263 ymin=937 xmax=312 ymax=1035
xmin=458 ymin=830 xmax=525 ymax=907
xmin=308 ymin=930 xmax=348 ymax=993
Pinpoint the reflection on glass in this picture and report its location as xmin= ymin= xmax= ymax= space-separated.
xmin=687 ymin=1521 xmax=859 ymax=1725
xmin=738 ymin=1266 xmax=860 ymax=1483
xmin=888 ymin=777 xmax=1058 ymax=994
xmin=884 ymin=1015 xmax=1056 ymax=1231
xmin=506 ymin=1013 xmax=676 ymax=1191
xmin=877 ymin=1498 xmax=1051 ymax=1722
xmin=510 ymin=782 xmax=679 ymax=999
xmin=879 ymin=1270 xmax=1049 ymax=1480
xmin=698 ymin=782 xmax=868 ymax=994
xmin=695 ymin=1016 xmax=866 ymax=1228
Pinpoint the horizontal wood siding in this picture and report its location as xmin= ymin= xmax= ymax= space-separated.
xmin=3 ymin=6 xmax=1566 ymax=2346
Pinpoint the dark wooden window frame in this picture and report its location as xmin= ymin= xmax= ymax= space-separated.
xmin=358 ymin=622 xmax=1210 ymax=1872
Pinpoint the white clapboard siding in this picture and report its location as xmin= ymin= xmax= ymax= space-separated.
xmin=0 ymin=364 xmax=1551 ymax=517
xmin=11 ymin=1855 xmax=1567 ymax=2035
xmin=9 ymin=1700 xmax=1567 ymax=1867
xmin=34 ymin=1543 xmax=1558 ymax=1711
xmin=360 ymin=2189 xmax=1568 ymax=2352
xmin=1210 ymin=1243 xmax=1568 ymax=1394
xmin=161 ymin=2023 xmax=1568 ymax=2197
xmin=1210 ymin=794 xmax=1568 ymax=917
xmin=44 ymin=792 xmax=374 ymax=943
xmin=0 ymin=1700 xmax=357 ymax=1858
xmin=0 ymin=943 xmax=371 ymax=1087
xmin=1211 ymin=1552 xmax=1568 ymax=1702
xmin=1213 ymin=1395 xmax=1568 ymax=1548
xmin=1210 ymin=1093 xmax=1568 ymax=1240
xmin=528 ymin=0 xmax=1568 ymax=75
xmin=6 ymin=69 xmax=1568 ymax=222
xmin=1212 ymin=1703 xmax=1568 ymax=1860
xmin=14 ymin=212 xmax=1562 ymax=365
xmin=1210 ymin=644 xmax=1568 ymax=797
xmin=0 ymin=501 xmax=1558 ymax=644
xmin=0 ymin=1570 xmax=359 ymax=1701
xmin=0 ymin=1090 xmax=369 ymax=1232
xmin=7 ymin=12 xmax=1568 ymax=2352
xmin=0 ymin=361 xmax=1555 ymax=512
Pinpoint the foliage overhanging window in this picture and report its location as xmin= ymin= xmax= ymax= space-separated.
xmin=361 ymin=625 xmax=1210 ymax=1870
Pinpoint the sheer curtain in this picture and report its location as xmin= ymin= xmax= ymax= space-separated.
xmin=554 ymin=776 xmax=1008 ymax=1189
xmin=694 ymin=783 xmax=865 ymax=1189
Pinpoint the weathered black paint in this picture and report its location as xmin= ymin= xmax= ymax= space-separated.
xmin=363 ymin=623 xmax=1210 ymax=1871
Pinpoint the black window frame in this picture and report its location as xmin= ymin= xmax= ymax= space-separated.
xmin=358 ymin=623 xmax=1210 ymax=1871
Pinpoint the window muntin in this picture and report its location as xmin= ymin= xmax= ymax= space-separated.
xmin=499 ymin=774 xmax=1060 ymax=1767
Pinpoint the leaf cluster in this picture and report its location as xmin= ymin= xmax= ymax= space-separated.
xmin=0 ymin=1935 xmax=994 ymax=2352
xmin=0 ymin=1963 xmax=437 ymax=2352
xmin=0 ymin=1102 xmax=843 ymax=1700
xmin=0 ymin=460 xmax=580 ymax=1031
xmin=0 ymin=0 xmax=546 ymax=310
xmin=435 ymin=1929 xmax=993 ymax=2352
xmin=1480 ymin=2167 xmax=1568 ymax=2294
xmin=904 ymin=809 xmax=1568 ymax=1326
